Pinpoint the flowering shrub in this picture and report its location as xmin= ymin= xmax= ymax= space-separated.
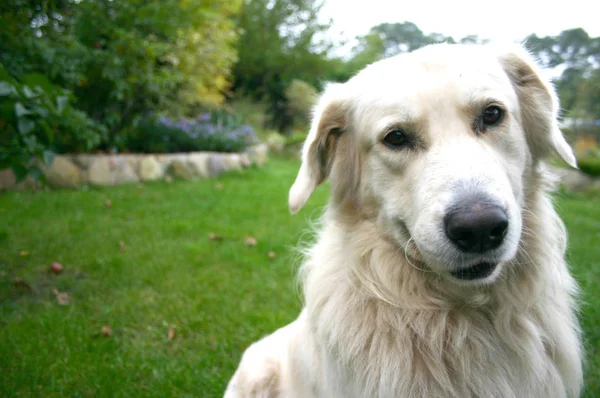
xmin=126 ymin=111 xmax=258 ymax=153
xmin=0 ymin=67 xmax=106 ymax=182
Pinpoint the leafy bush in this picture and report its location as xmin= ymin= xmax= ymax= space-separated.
xmin=266 ymin=132 xmax=286 ymax=153
xmin=0 ymin=66 xmax=105 ymax=181
xmin=285 ymin=131 xmax=308 ymax=147
xmin=126 ymin=111 xmax=258 ymax=154
xmin=51 ymin=108 xmax=107 ymax=154
xmin=229 ymin=97 xmax=269 ymax=132
xmin=578 ymin=156 xmax=600 ymax=177
xmin=1 ymin=0 xmax=241 ymax=151
xmin=285 ymin=79 xmax=317 ymax=129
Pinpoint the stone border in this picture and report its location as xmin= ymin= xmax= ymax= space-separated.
xmin=0 ymin=144 xmax=268 ymax=190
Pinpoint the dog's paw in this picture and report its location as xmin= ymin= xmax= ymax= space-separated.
xmin=224 ymin=343 xmax=281 ymax=398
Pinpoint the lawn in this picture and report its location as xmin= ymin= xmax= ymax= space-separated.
xmin=0 ymin=158 xmax=599 ymax=397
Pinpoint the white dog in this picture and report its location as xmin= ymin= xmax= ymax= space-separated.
xmin=225 ymin=43 xmax=583 ymax=398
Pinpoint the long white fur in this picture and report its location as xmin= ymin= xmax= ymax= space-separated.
xmin=225 ymin=44 xmax=583 ymax=398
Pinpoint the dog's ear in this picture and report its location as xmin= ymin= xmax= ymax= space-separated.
xmin=498 ymin=45 xmax=577 ymax=168
xmin=289 ymin=83 xmax=349 ymax=214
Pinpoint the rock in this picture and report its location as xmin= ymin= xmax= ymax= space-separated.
xmin=122 ymin=155 xmax=141 ymax=174
xmin=88 ymin=156 xmax=138 ymax=186
xmin=170 ymin=159 xmax=194 ymax=179
xmin=0 ymin=169 xmax=38 ymax=190
xmin=114 ymin=160 xmax=139 ymax=185
xmin=227 ymin=154 xmax=243 ymax=171
xmin=187 ymin=153 xmax=210 ymax=178
xmin=71 ymin=154 xmax=97 ymax=169
xmin=240 ymin=153 xmax=252 ymax=168
xmin=165 ymin=153 xmax=189 ymax=164
xmin=139 ymin=156 xmax=163 ymax=181
xmin=0 ymin=169 xmax=17 ymax=190
xmin=207 ymin=155 xmax=226 ymax=177
xmin=154 ymin=154 xmax=171 ymax=173
xmin=46 ymin=156 xmax=82 ymax=188
xmin=1 ymin=147 xmax=268 ymax=191
xmin=88 ymin=157 xmax=113 ymax=186
xmin=248 ymin=144 xmax=269 ymax=166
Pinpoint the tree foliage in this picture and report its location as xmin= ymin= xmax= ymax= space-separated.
xmin=232 ymin=0 xmax=332 ymax=131
xmin=70 ymin=0 xmax=241 ymax=145
xmin=524 ymin=29 xmax=600 ymax=117
xmin=0 ymin=65 xmax=105 ymax=181
xmin=284 ymin=79 xmax=317 ymax=128
xmin=331 ymin=22 xmax=487 ymax=83
xmin=0 ymin=0 xmax=241 ymax=178
xmin=2 ymin=0 xmax=599 ymax=185
xmin=328 ymin=33 xmax=385 ymax=82
xmin=577 ymin=68 xmax=600 ymax=119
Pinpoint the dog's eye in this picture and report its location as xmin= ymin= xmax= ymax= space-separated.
xmin=383 ymin=129 xmax=409 ymax=149
xmin=482 ymin=106 xmax=503 ymax=126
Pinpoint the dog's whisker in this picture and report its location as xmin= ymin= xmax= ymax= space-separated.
xmin=402 ymin=236 xmax=434 ymax=274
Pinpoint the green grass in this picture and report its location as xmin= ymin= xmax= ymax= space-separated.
xmin=0 ymin=159 xmax=599 ymax=397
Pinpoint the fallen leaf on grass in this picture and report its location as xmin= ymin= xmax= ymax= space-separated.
xmin=19 ymin=250 xmax=29 ymax=257
xmin=52 ymin=288 xmax=70 ymax=305
xmin=168 ymin=326 xmax=176 ymax=341
xmin=244 ymin=236 xmax=257 ymax=247
xmin=208 ymin=233 xmax=224 ymax=241
xmin=13 ymin=277 xmax=32 ymax=290
xmin=50 ymin=262 xmax=63 ymax=274
xmin=268 ymin=251 xmax=276 ymax=260
xmin=104 ymin=199 xmax=112 ymax=208
xmin=119 ymin=240 xmax=126 ymax=251
xmin=92 ymin=325 xmax=112 ymax=338
xmin=101 ymin=325 xmax=112 ymax=337
xmin=215 ymin=183 xmax=224 ymax=191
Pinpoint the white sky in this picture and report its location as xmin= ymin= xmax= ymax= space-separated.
xmin=321 ymin=0 xmax=600 ymax=51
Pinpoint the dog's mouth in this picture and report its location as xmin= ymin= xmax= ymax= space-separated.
xmin=450 ymin=262 xmax=497 ymax=280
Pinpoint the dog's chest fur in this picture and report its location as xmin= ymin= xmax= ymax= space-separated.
xmin=309 ymin=297 xmax=564 ymax=398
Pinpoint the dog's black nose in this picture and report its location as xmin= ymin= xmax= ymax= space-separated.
xmin=444 ymin=205 xmax=508 ymax=253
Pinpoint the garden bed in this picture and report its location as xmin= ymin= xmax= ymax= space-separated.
xmin=0 ymin=144 xmax=268 ymax=190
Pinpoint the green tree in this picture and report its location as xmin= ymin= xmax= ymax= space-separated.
xmin=284 ymin=79 xmax=317 ymax=128
xmin=343 ymin=22 xmax=486 ymax=69
xmin=329 ymin=33 xmax=385 ymax=82
xmin=233 ymin=0 xmax=332 ymax=132
xmin=175 ymin=1 xmax=241 ymax=109
xmin=577 ymin=69 xmax=600 ymax=120
xmin=371 ymin=22 xmax=440 ymax=57
xmin=0 ymin=1 xmax=105 ymax=179
xmin=526 ymin=28 xmax=600 ymax=74
xmin=71 ymin=0 xmax=241 ymax=147
xmin=525 ymin=29 xmax=600 ymax=115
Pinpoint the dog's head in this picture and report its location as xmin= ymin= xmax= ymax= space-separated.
xmin=289 ymin=44 xmax=576 ymax=285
